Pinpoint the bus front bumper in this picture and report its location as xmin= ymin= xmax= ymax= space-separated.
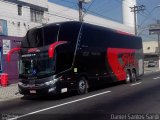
xmin=18 ymin=81 xmax=68 ymax=95
xmin=18 ymin=83 xmax=58 ymax=95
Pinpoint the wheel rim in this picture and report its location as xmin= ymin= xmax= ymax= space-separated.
xmin=78 ymin=80 xmax=86 ymax=93
xmin=126 ymin=72 xmax=130 ymax=83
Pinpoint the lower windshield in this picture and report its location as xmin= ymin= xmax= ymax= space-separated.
xmin=19 ymin=52 xmax=54 ymax=77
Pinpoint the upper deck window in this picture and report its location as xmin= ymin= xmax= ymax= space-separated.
xmin=21 ymin=22 xmax=81 ymax=48
xmin=22 ymin=27 xmax=43 ymax=47
xmin=21 ymin=24 xmax=60 ymax=48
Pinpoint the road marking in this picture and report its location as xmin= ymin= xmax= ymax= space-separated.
xmin=9 ymin=91 xmax=111 ymax=120
xmin=153 ymin=77 xmax=160 ymax=80
xmin=130 ymin=82 xmax=142 ymax=86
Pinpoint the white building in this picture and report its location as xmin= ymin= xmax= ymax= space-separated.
xmin=0 ymin=0 xmax=135 ymax=37
xmin=143 ymin=41 xmax=158 ymax=54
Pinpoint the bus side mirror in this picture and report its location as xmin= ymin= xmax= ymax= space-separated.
xmin=6 ymin=47 xmax=21 ymax=62
xmin=48 ymin=41 xmax=67 ymax=58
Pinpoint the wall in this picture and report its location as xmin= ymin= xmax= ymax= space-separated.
xmin=0 ymin=36 xmax=22 ymax=84
xmin=19 ymin=0 xmax=48 ymax=8
xmin=0 ymin=0 xmax=43 ymax=37
xmin=143 ymin=41 xmax=158 ymax=53
xmin=122 ymin=0 xmax=136 ymax=28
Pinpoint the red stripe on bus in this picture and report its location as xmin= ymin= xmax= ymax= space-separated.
xmin=48 ymin=41 xmax=67 ymax=58
xmin=107 ymin=48 xmax=135 ymax=81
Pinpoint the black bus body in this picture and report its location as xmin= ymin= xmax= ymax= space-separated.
xmin=7 ymin=21 xmax=143 ymax=95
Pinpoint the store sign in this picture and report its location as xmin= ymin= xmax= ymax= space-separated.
xmin=0 ymin=19 xmax=8 ymax=35
xmin=3 ymin=40 xmax=11 ymax=54
xmin=149 ymin=24 xmax=160 ymax=35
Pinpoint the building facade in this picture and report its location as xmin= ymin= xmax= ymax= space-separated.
xmin=143 ymin=41 xmax=159 ymax=67
xmin=0 ymin=0 xmax=135 ymax=37
xmin=0 ymin=0 xmax=135 ymax=83
xmin=143 ymin=41 xmax=158 ymax=54
xmin=0 ymin=0 xmax=48 ymax=37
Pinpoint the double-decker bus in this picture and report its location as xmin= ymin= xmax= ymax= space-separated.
xmin=7 ymin=21 xmax=143 ymax=95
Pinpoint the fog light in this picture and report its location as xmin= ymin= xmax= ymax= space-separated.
xmin=48 ymin=87 xmax=56 ymax=92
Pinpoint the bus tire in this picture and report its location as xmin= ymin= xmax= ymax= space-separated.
xmin=77 ymin=77 xmax=88 ymax=95
xmin=125 ymin=70 xmax=131 ymax=84
xmin=131 ymin=70 xmax=137 ymax=82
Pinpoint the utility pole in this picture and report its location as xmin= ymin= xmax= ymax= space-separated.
xmin=78 ymin=0 xmax=91 ymax=22
xmin=78 ymin=0 xmax=83 ymax=22
xmin=130 ymin=5 xmax=145 ymax=35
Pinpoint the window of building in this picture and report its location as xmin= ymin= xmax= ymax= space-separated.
xmin=30 ymin=9 xmax=43 ymax=23
xmin=18 ymin=5 xmax=22 ymax=16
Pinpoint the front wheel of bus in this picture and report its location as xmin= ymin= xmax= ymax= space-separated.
xmin=77 ymin=77 xmax=88 ymax=95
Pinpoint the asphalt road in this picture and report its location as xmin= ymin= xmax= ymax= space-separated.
xmin=1 ymin=72 xmax=160 ymax=120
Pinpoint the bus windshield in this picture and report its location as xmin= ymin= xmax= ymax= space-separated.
xmin=21 ymin=24 xmax=60 ymax=48
xmin=19 ymin=52 xmax=54 ymax=77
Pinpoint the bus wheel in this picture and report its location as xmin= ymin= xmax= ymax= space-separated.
xmin=77 ymin=77 xmax=88 ymax=95
xmin=125 ymin=70 xmax=131 ymax=84
xmin=131 ymin=70 xmax=137 ymax=82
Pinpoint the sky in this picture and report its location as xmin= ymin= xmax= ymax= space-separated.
xmin=48 ymin=0 xmax=160 ymax=41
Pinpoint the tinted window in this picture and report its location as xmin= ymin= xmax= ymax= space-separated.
xmin=43 ymin=24 xmax=60 ymax=45
xmin=108 ymin=33 xmax=142 ymax=49
xmin=21 ymin=24 xmax=60 ymax=48
xmin=55 ymin=22 xmax=81 ymax=73
xmin=58 ymin=22 xmax=81 ymax=50
xmin=80 ymin=24 xmax=107 ymax=50
xmin=21 ymin=27 xmax=43 ymax=48
xmin=80 ymin=24 xmax=142 ymax=50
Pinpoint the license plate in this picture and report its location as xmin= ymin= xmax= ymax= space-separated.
xmin=30 ymin=90 xmax=36 ymax=94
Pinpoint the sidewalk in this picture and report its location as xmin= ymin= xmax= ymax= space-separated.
xmin=0 ymin=68 xmax=160 ymax=102
xmin=0 ymin=84 xmax=22 ymax=102
xmin=144 ymin=67 xmax=160 ymax=74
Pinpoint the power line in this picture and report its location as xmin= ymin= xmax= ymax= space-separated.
xmin=85 ymin=0 xmax=95 ymax=12
xmin=96 ymin=0 xmax=121 ymax=16
xmin=91 ymin=0 xmax=110 ymax=12
xmin=128 ymin=0 xmax=160 ymax=25
xmin=138 ymin=9 xmax=160 ymax=28
xmin=83 ymin=0 xmax=96 ymax=18
xmin=87 ymin=9 xmax=120 ymax=22
xmin=46 ymin=11 xmax=77 ymax=21
xmin=130 ymin=5 xmax=145 ymax=35
xmin=60 ymin=0 xmax=77 ymax=5
xmin=56 ymin=4 xmax=77 ymax=14
xmin=116 ymin=0 xmax=146 ymax=27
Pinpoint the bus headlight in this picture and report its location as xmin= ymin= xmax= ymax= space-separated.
xmin=45 ymin=78 xmax=58 ymax=86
